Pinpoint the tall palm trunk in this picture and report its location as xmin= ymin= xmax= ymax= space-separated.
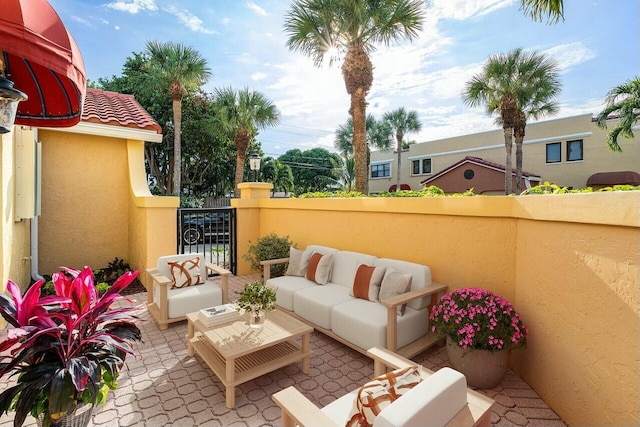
xmin=514 ymin=112 xmax=526 ymax=193
xmin=395 ymin=131 xmax=404 ymax=192
xmin=343 ymin=47 xmax=373 ymax=195
xmin=503 ymin=127 xmax=514 ymax=195
xmin=234 ymin=129 xmax=250 ymax=195
xmin=172 ymin=98 xmax=182 ymax=196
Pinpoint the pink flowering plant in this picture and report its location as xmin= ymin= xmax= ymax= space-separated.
xmin=0 ymin=267 xmax=142 ymax=427
xmin=429 ymin=288 xmax=529 ymax=352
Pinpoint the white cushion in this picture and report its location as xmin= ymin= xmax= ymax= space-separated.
xmin=374 ymin=368 xmax=468 ymax=427
xmin=374 ymin=259 xmax=432 ymax=310
xmin=267 ymin=276 xmax=317 ymax=311
xmin=154 ymin=280 xmax=223 ymax=319
xmin=293 ymin=283 xmax=352 ymax=329
xmin=285 ymin=247 xmax=305 ymax=277
xmin=331 ymin=299 xmax=430 ymax=350
xmin=331 ymin=251 xmax=378 ymax=288
xmin=321 ymin=389 xmax=359 ymax=426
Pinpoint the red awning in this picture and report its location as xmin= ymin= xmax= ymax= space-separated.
xmin=0 ymin=0 xmax=86 ymax=128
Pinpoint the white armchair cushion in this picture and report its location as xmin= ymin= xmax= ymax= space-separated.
xmin=374 ymin=368 xmax=468 ymax=427
xmin=154 ymin=280 xmax=223 ymax=319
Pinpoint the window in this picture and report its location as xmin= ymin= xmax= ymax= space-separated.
xmin=371 ymin=163 xmax=390 ymax=178
xmin=422 ymin=158 xmax=432 ymax=174
xmin=546 ymin=142 xmax=561 ymax=163
xmin=567 ymin=139 xmax=583 ymax=162
xmin=411 ymin=158 xmax=432 ymax=175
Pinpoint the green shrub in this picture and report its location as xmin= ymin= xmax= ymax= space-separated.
xmin=96 ymin=282 xmax=110 ymax=296
xmin=243 ymin=233 xmax=295 ymax=278
xmin=521 ymin=181 xmax=640 ymax=195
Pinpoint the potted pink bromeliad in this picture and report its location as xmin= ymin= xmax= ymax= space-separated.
xmin=429 ymin=287 xmax=529 ymax=389
xmin=0 ymin=267 xmax=142 ymax=427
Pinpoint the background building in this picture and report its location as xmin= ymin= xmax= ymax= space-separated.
xmin=369 ymin=114 xmax=640 ymax=194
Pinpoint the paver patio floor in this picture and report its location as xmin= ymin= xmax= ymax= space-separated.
xmin=0 ymin=274 xmax=567 ymax=427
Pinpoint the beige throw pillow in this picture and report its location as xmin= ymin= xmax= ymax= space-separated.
xmin=168 ymin=257 xmax=202 ymax=289
xmin=285 ymin=247 xmax=304 ymax=277
xmin=379 ymin=269 xmax=412 ymax=316
xmin=345 ymin=366 xmax=422 ymax=427
xmin=305 ymin=252 xmax=333 ymax=285
xmin=351 ymin=264 xmax=386 ymax=301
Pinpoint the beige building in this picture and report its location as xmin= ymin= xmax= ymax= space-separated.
xmin=369 ymin=114 xmax=640 ymax=194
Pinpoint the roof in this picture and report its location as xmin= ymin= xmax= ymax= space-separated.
xmin=586 ymin=171 xmax=640 ymax=186
xmin=421 ymin=156 xmax=540 ymax=186
xmin=82 ymin=88 xmax=162 ymax=134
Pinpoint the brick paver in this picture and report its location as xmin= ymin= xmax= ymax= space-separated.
xmin=0 ymin=274 xmax=567 ymax=427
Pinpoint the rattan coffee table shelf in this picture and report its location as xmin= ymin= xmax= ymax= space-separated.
xmin=186 ymin=309 xmax=313 ymax=408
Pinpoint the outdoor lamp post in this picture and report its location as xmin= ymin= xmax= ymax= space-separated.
xmin=0 ymin=76 xmax=27 ymax=134
xmin=249 ymin=152 xmax=261 ymax=182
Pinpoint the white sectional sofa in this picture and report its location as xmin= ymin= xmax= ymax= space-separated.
xmin=261 ymin=245 xmax=447 ymax=358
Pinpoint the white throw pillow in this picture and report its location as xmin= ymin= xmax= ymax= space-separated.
xmin=379 ymin=269 xmax=412 ymax=316
xmin=285 ymin=247 xmax=304 ymax=277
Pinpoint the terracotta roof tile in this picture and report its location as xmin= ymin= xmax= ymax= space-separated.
xmin=82 ymin=88 xmax=162 ymax=134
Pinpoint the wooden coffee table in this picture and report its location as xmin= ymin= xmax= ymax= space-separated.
xmin=186 ymin=309 xmax=313 ymax=408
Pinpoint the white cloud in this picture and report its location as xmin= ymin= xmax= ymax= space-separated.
xmin=251 ymin=72 xmax=267 ymax=81
xmin=428 ymin=0 xmax=514 ymax=22
xmin=164 ymin=6 xmax=217 ymax=34
xmin=114 ymin=25 xmax=120 ymax=30
xmin=542 ymin=42 xmax=597 ymax=73
xmin=222 ymin=17 xmax=230 ymax=25
xmin=246 ymin=1 xmax=267 ymax=16
xmin=104 ymin=0 xmax=157 ymax=14
xmin=71 ymin=15 xmax=92 ymax=26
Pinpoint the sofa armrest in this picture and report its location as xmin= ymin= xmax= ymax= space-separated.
xmin=272 ymin=386 xmax=340 ymax=427
xmin=379 ymin=281 xmax=448 ymax=309
xmin=145 ymin=268 xmax=171 ymax=318
xmin=367 ymin=347 xmax=420 ymax=376
xmin=379 ymin=282 xmax=447 ymax=353
xmin=260 ymin=257 xmax=290 ymax=282
xmin=206 ymin=262 xmax=231 ymax=303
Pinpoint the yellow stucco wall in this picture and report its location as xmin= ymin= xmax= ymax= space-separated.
xmin=38 ymin=131 xmax=130 ymax=273
xmin=0 ymin=129 xmax=31 ymax=291
xmin=233 ymin=184 xmax=639 ymax=426
xmin=36 ymin=131 xmax=178 ymax=280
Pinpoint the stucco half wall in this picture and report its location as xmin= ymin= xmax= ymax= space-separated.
xmin=37 ymin=128 xmax=177 ymax=284
xmin=232 ymin=185 xmax=639 ymax=427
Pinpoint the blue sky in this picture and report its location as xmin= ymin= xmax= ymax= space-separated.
xmin=48 ymin=0 xmax=638 ymax=158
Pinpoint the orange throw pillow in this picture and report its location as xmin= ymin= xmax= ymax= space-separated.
xmin=352 ymin=264 xmax=386 ymax=301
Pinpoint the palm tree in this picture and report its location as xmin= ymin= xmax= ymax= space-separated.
xmin=272 ymin=161 xmax=295 ymax=195
xmin=382 ymin=107 xmax=422 ymax=192
xmin=596 ymin=76 xmax=640 ymax=152
xmin=212 ymin=87 xmax=280 ymax=194
xmin=144 ymin=41 xmax=211 ymax=195
xmin=462 ymin=48 xmax=560 ymax=194
xmin=520 ymin=0 xmax=564 ymax=23
xmin=334 ymin=115 xmax=393 ymax=160
xmin=339 ymin=156 xmax=356 ymax=192
xmin=284 ymin=0 xmax=425 ymax=194
xmin=511 ymin=51 xmax=561 ymax=192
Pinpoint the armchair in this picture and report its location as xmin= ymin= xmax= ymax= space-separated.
xmin=272 ymin=347 xmax=494 ymax=427
xmin=146 ymin=253 xmax=231 ymax=330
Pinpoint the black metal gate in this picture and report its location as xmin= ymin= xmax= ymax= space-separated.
xmin=177 ymin=207 xmax=237 ymax=274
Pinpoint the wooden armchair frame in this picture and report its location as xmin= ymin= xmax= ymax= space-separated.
xmin=261 ymin=257 xmax=447 ymax=358
xmin=272 ymin=347 xmax=494 ymax=427
xmin=146 ymin=261 xmax=231 ymax=330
